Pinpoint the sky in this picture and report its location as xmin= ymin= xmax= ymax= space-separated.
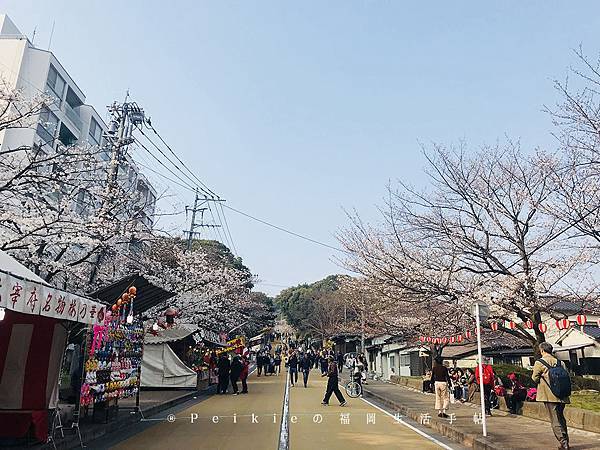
xmin=3 ymin=1 xmax=600 ymax=296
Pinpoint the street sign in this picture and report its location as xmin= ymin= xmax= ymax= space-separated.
xmin=470 ymin=303 xmax=490 ymax=322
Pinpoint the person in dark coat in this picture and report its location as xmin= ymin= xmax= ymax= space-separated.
xmin=300 ymin=353 xmax=312 ymax=388
xmin=230 ymin=356 xmax=243 ymax=395
xmin=321 ymin=356 xmax=346 ymax=406
xmin=217 ymin=354 xmax=231 ymax=394
xmin=319 ymin=352 xmax=328 ymax=375
xmin=288 ymin=351 xmax=299 ymax=386
xmin=337 ymin=351 xmax=345 ymax=373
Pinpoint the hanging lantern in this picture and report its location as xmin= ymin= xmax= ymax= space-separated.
xmin=556 ymin=319 xmax=569 ymax=330
xmin=508 ymin=321 xmax=516 ymax=330
xmin=456 ymin=334 xmax=463 ymax=343
xmin=449 ymin=336 xmax=455 ymax=344
xmin=111 ymin=304 xmax=118 ymax=312
xmin=128 ymin=286 xmax=137 ymax=296
xmin=442 ymin=337 xmax=448 ymax=344
xmin=490 ymin=322 xmax=499 ymax=331
xmin=117 ymin=299 xmax=122 ymax=306
xmin=419 ymin=336 xmax=425 ymax=342
xmin=525 ymin=320 xmax=534 ymax=329
xmin=538 ymin=323 xmax=548 ymax=334
xmin=426 ymin=336 xmax=432 ymax=343
xmin=122 ymin=293 xmax=130 ymax=302
xmin=465 ymin=330 xmax=472 ymax=339
xmin=576 ymin=314 xmax=587 ymax=326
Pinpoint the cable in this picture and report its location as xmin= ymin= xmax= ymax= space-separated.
xmin=218 ymin=202 xmax=238 ymax=255
xmin=221 ymin=204 xmax=347 ymax=253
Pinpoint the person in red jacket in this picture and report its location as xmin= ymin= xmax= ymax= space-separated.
xmin=475 ymin=358 xmax=495 ymax=416
xmin=240 ymin=355 xmax=249 ymax=394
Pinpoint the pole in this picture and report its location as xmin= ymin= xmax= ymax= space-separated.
xmin=475 ymin=303 xmax=487 ymax=437
xmin=187 ymin=189 xmax=200 ymax=251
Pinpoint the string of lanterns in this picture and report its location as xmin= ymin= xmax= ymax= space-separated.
xmin=110 ymin=286 xmax=137 ymax=324
xmin=417 ymin=314 xmax=597 ymax=344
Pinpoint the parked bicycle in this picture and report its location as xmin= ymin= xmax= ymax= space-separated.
xmin=345 ymin=380 xmax=362 ymax=398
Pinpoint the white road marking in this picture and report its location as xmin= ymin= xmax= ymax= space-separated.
xmin=359 ymin=396 xmax=457 ymax=450
xmin=277 ymin=369 xmax=291 ymax=450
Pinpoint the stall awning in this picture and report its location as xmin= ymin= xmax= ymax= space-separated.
xmin=89 ymin=273 xmax=175 ymax=314
xmin=145 ymin=323 xmax=198 ymax=344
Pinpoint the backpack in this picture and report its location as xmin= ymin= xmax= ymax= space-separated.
xmin=537 ymin=358 xmax=571 ymax=400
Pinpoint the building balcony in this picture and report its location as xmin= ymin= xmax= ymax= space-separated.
xmin=63 ymin=101 xmax=83 ymax=131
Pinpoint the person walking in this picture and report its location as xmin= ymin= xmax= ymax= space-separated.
xmin=475 ymin=357 xmax=495 ymax=416
xmin=300 ymin=352 xmax=312 ymax=387
xmin=257 ymin=351 xmax=263 ymax=377
xmin=431 ymin=356 xmax=450 ymax=418
xmin=337 ymin=351 xmax=344 ymax=373
xmin=321 ymin=356 xmax=347 ymax=406
xmin=532 ymin=342 xmax=571 ymax=450
xmin=274 ymin=352 xmax=282 ymax=376
xmin=230 ymin=355 xmax=243 ymax=395
xmin=319 ymin=352 xmax=329 ymax=375
xmin=262 ymin=351 xmax=271 ymax=376
xmin=288 ymin=350 xmax=299 ymax=386
xmin=217 ymin=354 xmax=231 ymax=394
xmin=240 ymin=355 xmax=249 ymax=394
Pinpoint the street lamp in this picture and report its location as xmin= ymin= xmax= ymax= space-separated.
xmin=470 ymin=301 xmax=490 ymax=437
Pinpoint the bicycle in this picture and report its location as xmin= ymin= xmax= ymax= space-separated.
xmin=345 ymin=380 xmax=362 ymax=398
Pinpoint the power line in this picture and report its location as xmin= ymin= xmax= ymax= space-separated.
xmin=221 ymin=204 xmax=347 ymax=253
xmin=219 ymin=202 xmax=238 ymax=255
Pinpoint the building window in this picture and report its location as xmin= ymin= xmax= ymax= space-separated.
xmin=399 ymin=354 xmax=411 ymax=366
xmin=46 ymin=64 xmax=66 ymax=105
xmin=389 ymin=355 xmax=395 ymax=370
xmin=88 ymin=117 xmax=102 ymax=145
xmin=36 ymin=107 xmax=59 ymax=144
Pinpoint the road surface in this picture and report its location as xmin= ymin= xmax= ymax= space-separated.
xmin=108 ymin=368 xmax=458 ymax=450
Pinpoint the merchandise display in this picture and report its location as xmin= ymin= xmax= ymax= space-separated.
xmin=80 ymin=317 xmax=144 ymax=406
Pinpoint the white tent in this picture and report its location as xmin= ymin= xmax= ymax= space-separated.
xmin=141 ymin=323 xmax=198 ymax=388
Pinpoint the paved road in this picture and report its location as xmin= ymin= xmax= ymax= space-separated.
xmin=108 ymin=369 xmax=457 ymax=450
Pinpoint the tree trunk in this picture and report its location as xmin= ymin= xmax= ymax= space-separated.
xmin=531 ymin=310 xmax=546 ymax=358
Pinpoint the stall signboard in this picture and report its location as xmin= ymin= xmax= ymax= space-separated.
xmin=215 ymin=336 xmax=246 ymax=355
xmin=0 ymin=269 xmax=101 ymax=325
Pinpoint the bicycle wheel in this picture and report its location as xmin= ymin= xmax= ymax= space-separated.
xmin=345 ymin=381 xmax=362 ymax=398
xmin=489 ymin=392 xmax=499 ymax=409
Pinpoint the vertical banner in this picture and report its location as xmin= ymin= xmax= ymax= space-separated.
xmin=0 ymin=271 xmax=8 ymax=308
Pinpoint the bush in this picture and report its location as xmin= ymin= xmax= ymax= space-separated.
xmin=572 ymin=376 xmax=600 ymax=391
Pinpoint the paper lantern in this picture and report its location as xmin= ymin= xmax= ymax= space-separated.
xmin=508 ymin=321 xmax=516 ymax=330
xmin=556 ymin=319 xmax=569 ymax=330
xmin=122 ymin=293 xmax=130 ymax=302
xmin=576 ymin=314 xmax=587 ymax=326
xmin=111 ymin=304 xmax=118 ymax=312
xmin=442 ymin=337 xmax=448 ymax=344
xmin=419 ymin=336 xmax=425 ymax=342
xmin=449 ymin=336 xmax=455 ymax=344
xmin=456 ymin=334 xmax=463 ymax=343
xmin=465 ymin=330 xmax=472 ymax=339
xmin=525 ymin=320 xmax=534 ymax=329
xmin=426 ymin=336 xmax=432 ymax=343
xmin=128 ymin=286 xmax=137 ymax=296
xmin=538 ymin=323 xmax=547 ymax=334
xmin=490 ymin=322 xmax=499 ymax=331
xmin=117 ymin=299 xmax=122 ymax=306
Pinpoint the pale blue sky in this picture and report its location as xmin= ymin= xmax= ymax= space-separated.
xmin=4 ymin=1 xmax=600 ymax=295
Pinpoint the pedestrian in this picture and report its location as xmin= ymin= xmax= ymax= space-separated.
xmin=300 ymin=352 xmax=312 ymax=387
xmin=532 ymin=342 xmax=571 ymax=450
xmin=466 ymin=368 xmax=478 ymax=402
xmin=319 ymin=352 xmax=328 ymax=375
xmin=422 ymin=369 xmax=433 ymax=393
xmin=475 ymin=357 xmax=495 ymax=416
xmin=263 ymin=352 xmax=271 ymax=376
xmin=274 ymin=352 xmax=282 ymax=375
xmin=240 ymin=355 xmax=249 ymax=394
xmin=257 ymin=351 xmax=263 ymax=377
xmin=217 ymin=353 xmax=231 ymax=394
xmin=337 ymin=351 xmax=344 ymax=373
xmin=230 ymin=355 xmax=243 ymax=395
xmin=321 ymin=356 xmax=347 ymax=406
xmin=505 ymin=372 xmax=527 ymax=414
xmin=431 ymin=356 xmax=450 ymax=418
xmin=288 ymin=350 xmax=299 ymax=386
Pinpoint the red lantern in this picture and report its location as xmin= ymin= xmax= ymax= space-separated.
xmin=525 ymin=320 xmax=533 ymax=329
xmin=426 ymin=336 xmax=432 ymax=343
xmin=538 ymin=323 xmax=548 ymax=334
xmin=117 ymin=299 xmax=122 ymax=306
xmin=508 ymin=321 xmax=516 ymax=330
xmin=419 ymin=336 xmax=425 ymax=342
xmin=442 ymin=337 xmax=448 ymax=344
xmin=128 ymin=286 xmax=137 ymax=296
xmin=490 ymin=322 xmax=499 ymax=331
xmin=556 ymin=319 xmax=569 ymax=330
xmin=576 ymin=314 xmax=587 ymax=326
xmin=111 ymin=304 xmax=118 ymax=312
xmin=449 ymin=336 xmax=455 ymax=344
xmin=456 ymin=334 xmax=463 ymax=343
xmin=465 ymin=330 xmax=472 ymax=339
xmin=122 ymin=293 xmax=130 ymax=302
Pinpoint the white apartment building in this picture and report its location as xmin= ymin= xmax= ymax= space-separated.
xmin=0 ymin=14 xmax=156 ymax=230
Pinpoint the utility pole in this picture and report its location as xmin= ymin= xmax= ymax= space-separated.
xmin=184 ymin=192 xmax=224 ymax=251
